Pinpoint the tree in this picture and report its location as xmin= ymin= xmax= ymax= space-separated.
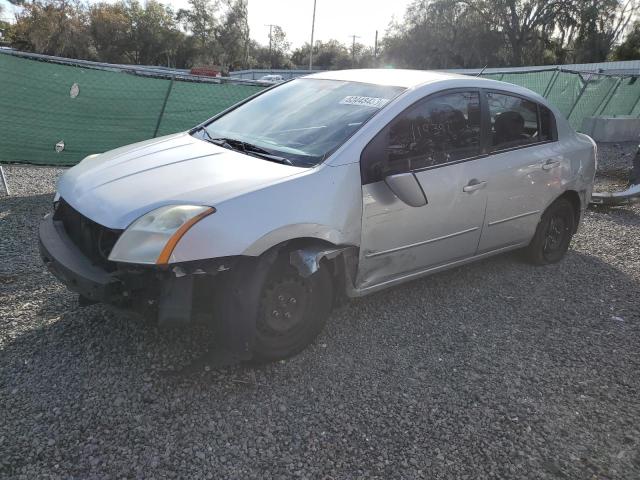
xmin=265 ymin=25 xmax=290 ymax=68
xmin=612 ymin=20 xmax=640 ymax=59
xmin=459 ymin=0 xmax=576 ymax=66
xmin=381 ymin=0 xmax=638 ymax=68
xmin=88 ymin=0 xmax=182 ymax=66
xmin=125 ymin=0 xmax=181 ymax=65
xmin=215 ymin=0 xmax=249 ymax=70
xmin=571 ymin=0 xmax=638 ymax=62
xmin=12 ymin=0 xmax=94 ymax=59
xmin=177 ymin=0 xmax=219 ymax=64
xmin=291 ymin=39 xmax=351 ymax=68
xmin=0 ymin=18 xmax=10 ymax=47
xmin=88 ymin=2 xmax=131 ymax=63
xmin=382 ymin=0 xmax=505 ymax=69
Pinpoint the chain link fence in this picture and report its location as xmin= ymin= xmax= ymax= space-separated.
xmin=2 ymin=51 xmax=640 ymax=166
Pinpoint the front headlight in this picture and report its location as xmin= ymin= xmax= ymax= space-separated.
xmin=108 ymin=205 xmax=215 ymax=265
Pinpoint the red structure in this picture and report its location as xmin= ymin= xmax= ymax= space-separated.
xmin=189 ymin=66 xmax=221 ymax=77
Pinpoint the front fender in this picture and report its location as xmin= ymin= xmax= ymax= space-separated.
xmin=242 ymin=223 xmax=350 ymax=256
xmin=169 ymin=162 xmax=363 ymax=263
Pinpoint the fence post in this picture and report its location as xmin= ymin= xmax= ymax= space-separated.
xmin=628 ymin=88 xmax=640 ymax=116
xmin=592 ymin=77 xmax=622 ymax=118
xmin=547 ymin=67 xmax=564 ymax=99
xmin=566 ymin=74 xmax=589 ymax=122
xmin=596 ymin=77 xmax=623 ymax=117
xmin=153 ymin=76 xmax=175 ymax=138
xmin=0 ymin=165 xmax=10 ymax=196
xmin=542 ymin=68 xmax=560 ymax=98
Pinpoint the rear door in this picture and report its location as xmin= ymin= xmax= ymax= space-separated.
xmin=357 ymin=90 xmax=489 ymax=289
xmin=476 ymin=91 xmax=564 ymax=253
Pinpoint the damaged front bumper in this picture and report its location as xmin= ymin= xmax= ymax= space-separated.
xmin=39 ymin=213 xmax=121 ymax=303
xmin=39 ymin=213 xmax=236 ymax=327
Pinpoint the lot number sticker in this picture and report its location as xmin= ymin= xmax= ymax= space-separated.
xmin=340 ymin=96 xmax=390 ymax=108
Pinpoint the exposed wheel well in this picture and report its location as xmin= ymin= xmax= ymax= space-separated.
xmin=273 ymin=237 xmax=338 ymax=253
xmin=557 ymin=190 xmax=581 ymax=232
xmin=264 ymin=237 xmax=356 ymax=302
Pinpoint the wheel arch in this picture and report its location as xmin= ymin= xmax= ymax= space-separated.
xmin=254 ymin=237 xmax=359 ymax=301
xmin=556 ymin=189 xmax=582 ymax=233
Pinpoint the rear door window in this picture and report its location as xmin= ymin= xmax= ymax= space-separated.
xmin=486 ymin=92 xmax=542 ymax=151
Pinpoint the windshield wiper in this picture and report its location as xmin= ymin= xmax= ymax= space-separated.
xmin=200 ymin=130 xmax=293 ymax=166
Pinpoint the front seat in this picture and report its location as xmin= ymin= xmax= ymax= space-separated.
xmin=494 ymin=111 xmax=528 ymax=147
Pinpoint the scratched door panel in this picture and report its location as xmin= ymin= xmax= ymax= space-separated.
xmin=357 ymin=158 xmax=487 ymax=289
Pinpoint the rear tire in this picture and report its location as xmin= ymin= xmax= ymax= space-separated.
xmin=252 ymin=254 xmax=333 ymax=362
xmin=524 ymin=198 xmax=575 ymax=265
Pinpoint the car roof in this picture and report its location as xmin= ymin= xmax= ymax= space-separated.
xmin=305 ymin=68 xmax=479 ymax=88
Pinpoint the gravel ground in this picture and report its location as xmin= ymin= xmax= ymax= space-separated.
xmin=1 ymin=145 xmax=640 ymax=479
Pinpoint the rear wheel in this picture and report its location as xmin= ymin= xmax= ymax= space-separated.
xmin=252 ymin=255 xmax=333 ymax=362
xmin=524 ymin=198 xmax=575 ymax=265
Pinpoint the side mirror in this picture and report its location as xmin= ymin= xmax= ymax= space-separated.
xmin=384 ymin=172 xmax=428 ymax=207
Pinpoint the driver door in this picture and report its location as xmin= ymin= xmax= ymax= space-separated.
xmin=356 ymin=90 xmax=489 ymax=290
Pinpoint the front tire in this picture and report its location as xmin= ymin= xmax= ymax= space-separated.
xmin=252 ymin=256 xmax=333 ymax=361
xmin=524 ymin=198 xmax=576 ymax=265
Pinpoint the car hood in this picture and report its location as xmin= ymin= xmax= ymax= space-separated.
xmin=57 ymin=132 xmax=308 ymax=229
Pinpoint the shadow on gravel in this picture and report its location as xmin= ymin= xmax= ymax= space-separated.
xmin=0 ymin=191 xmax=53 ymax=215
xmin=2 ymin=244 xmax=640 ymax=478
xmin=588 ymin=204 xmax=640 ymax=227
xmin=0 ymin=192 xmax=53 ymax=276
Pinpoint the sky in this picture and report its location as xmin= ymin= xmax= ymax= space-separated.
xmin=245 ymin=0 xmax=411 ymax=49
xmin=0 ymin=0 xmax=413 ymax=48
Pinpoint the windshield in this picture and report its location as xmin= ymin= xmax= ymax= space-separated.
xmin=200 ymin=78 xmax=406 ymax=167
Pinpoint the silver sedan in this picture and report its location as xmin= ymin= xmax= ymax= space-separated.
xmin=40 ymin=69 xmax=597 ymax=363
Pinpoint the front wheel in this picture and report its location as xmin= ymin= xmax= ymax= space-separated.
xmin=252 ymin=255 xmax=333 ymax=361
xmin=524 ymin=198 xmax=576 ymax=265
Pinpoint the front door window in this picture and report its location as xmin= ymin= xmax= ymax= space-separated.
xmin=361 ymin=91 xmax=481 ymax=184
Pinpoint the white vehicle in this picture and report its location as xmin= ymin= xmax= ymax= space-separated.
xmin=40 ymin=69 xmax=597 ymax=363
xmin=258 ymin=74 xmax=284 ymax=84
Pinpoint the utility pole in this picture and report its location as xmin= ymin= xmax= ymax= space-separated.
xmin=242 ymin=0 xmax=250 ymax=69
xmin=349 ymin=34 xmax=360 ymax=67
xmin=374 ymin=30 xmax=378 ymax=59
xmin=265 ymin=24 xmax=276 ymax=69
xmin=309 ymin=0 xmax=317 ymax=70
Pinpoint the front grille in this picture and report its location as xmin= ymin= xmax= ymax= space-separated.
xmin=54 ymin=198 xmax=123 ymax=271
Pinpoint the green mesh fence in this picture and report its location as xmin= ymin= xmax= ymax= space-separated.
xmin=631 ymin=93 xmax=640 ymax=117
xmin=155 ymin=79 xmax=262 ymax=137
xmin=0 ymin=53 xmax=264 ymax=165
xmin=600 ymin=76 xmax=640 ymax=117
xmin=480 ymin=69 xmax=640 ymax=131
xmin=2 ymin=52 xmax=640 ymax=166
xmin=497 ymin=70 xmax=557 ymax=97
xmin=543 ymin=71 xmax=585 ymax=117
xmin=567 ymin=75 xmax=619 ymax=130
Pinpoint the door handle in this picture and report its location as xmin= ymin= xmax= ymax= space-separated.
xmin=542 ymin=159 xmax=561 ymax=170
xmin=463 ymin=180 xmax=487 ymax=193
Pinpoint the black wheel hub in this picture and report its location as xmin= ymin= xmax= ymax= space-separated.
xmin=543 ymin=214 xmax=567 ymax=253
xmin=260 ymin=277 xmax=310 ymax=334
